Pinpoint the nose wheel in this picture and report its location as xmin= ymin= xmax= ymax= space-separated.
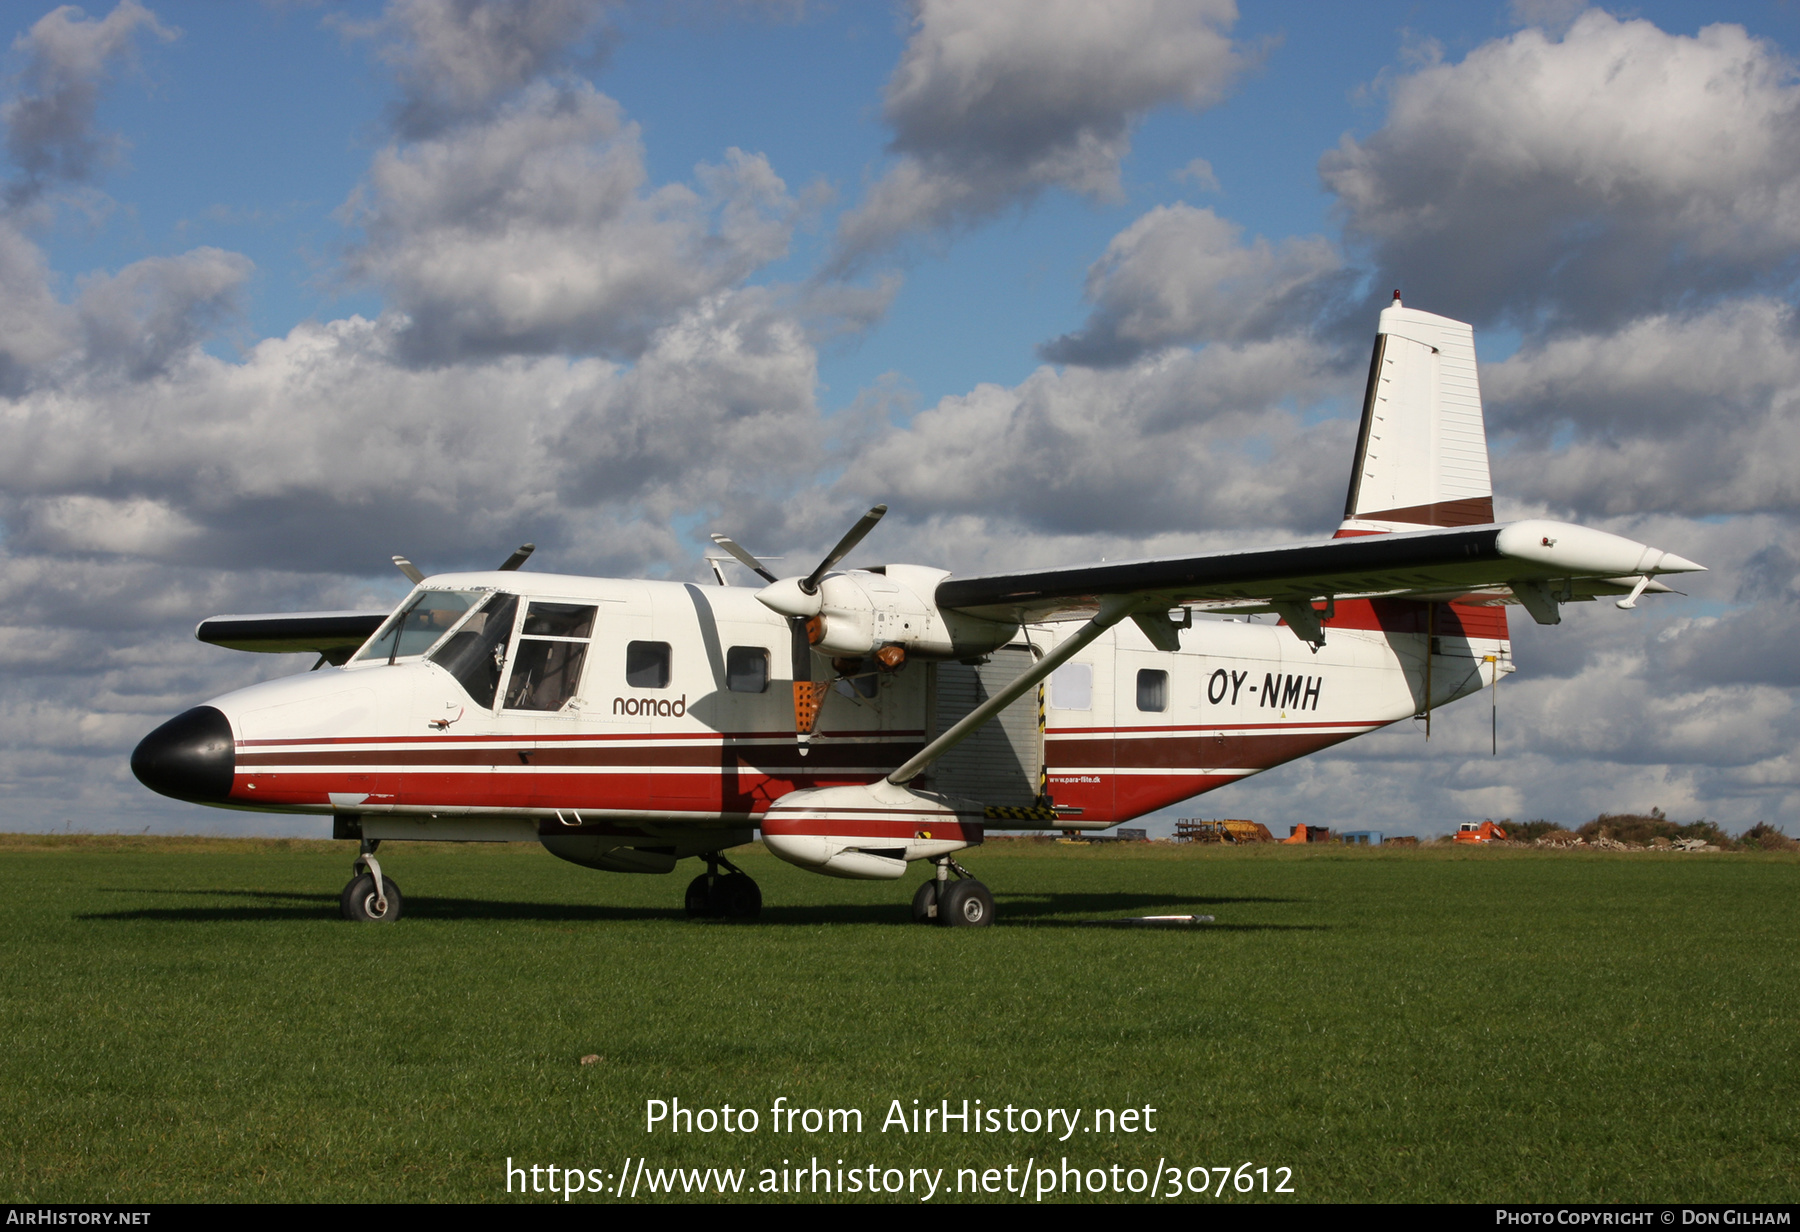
xmin=685 ymin=852 xmax=761 ymax=921
xmin=913 ymin=857 xmax=993 ymax=927
xmin=341 ymin=838 xmax=403 ymax=922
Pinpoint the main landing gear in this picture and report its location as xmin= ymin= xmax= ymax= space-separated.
xmin=912 ymin=856 xmax=994 ymax=928
xmin=341 ymin=838 xmax=403 ymax=922
xmin=685 ymin=852 xmax=761 ymax=921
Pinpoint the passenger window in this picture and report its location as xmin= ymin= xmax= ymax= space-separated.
xmin=502 ymin=602 xmax=598 ymax=712
xmin=726 ymin=646 xmax=769 ymax=694
xmin=429 ymin=593 xmax=519 ymax=709
xmin=1051 ymin=662 xmax=1092 ymax=711
xmin=1137 ymin=668 xmax=1168 ymax=713
xmin=626 ymin=640 xmax=671 ymax=689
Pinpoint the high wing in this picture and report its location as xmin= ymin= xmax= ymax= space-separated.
xmin=196 ymin=611 xmax=388 ymax=663
xmin=933 ymin=518 xmax=1704 ymax=628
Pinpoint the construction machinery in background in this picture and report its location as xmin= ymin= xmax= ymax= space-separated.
xmin=1176 ymin=818 xmax=1274 ymax=844
xmin=1283 ymin=825 xmax=1335 ymax=844
xmin=1453 ymin=820 xmax=1509 ymax=844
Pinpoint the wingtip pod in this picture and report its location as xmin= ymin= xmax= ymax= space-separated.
xmin=1495 ymin=520 xmax=1705 ymax=577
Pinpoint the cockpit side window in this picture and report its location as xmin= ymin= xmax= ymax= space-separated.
xmin=428 ymin=593 xmax=520 ymax=708
xmin=503 ymin=602 xmax=598 ymax=712
xmin=354 ymin=590 xmax=482 ymax=664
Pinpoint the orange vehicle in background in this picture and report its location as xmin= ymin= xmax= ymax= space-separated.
xmin=1454 ymin=820 xmax=1508 ymax=844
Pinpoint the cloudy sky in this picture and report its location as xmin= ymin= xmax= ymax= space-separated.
xmin=5 ymin=0 xmax=1797 ymax=838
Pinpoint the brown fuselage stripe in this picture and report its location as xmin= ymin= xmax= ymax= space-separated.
xmin=236 ymin=741 xmax=924 ymax=770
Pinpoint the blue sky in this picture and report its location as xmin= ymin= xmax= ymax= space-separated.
xmin=4 ymin=0 xmax=1800 ymax=837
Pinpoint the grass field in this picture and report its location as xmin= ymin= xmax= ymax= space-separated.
xmin=2 ymin=834 xmax=1796 ymax=1204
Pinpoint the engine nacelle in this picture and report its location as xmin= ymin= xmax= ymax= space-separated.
xmin=760 ymin=780 xmax=984 ymax=880
xmin=757 ymin=563 xmax=1014 ymax=661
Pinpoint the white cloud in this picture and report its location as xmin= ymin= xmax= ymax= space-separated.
xmin=0 ymin=217 xmax=75 ymax=387
xmin=340 ymin=0 xmax=615 ymax=138
xmin=1321 ymin=11 xmax=1800 ymax=329
xmin=1485 ymin=300 xmax=1800 ymax=518
xmin=345 ymin=82 xmax=802 ymax=362
xmin=841 ymin=334 xmax=1352 ymax=541
xmin=75 ymin=247 xmax=253 ymax=379
xmin=0 ymin=290 xmax=825 ymax=574
xmin=831 ymin=0 xmax=1243 ymax=268
xmin=10 ymin=494 xmax=203 ymax=558
xmin=1171 ymin=157 xmax=1220 ymax=192
xmin=1039 ymin=204 xmax=1343 ymax=366
xmin=2 ymin=0 xmax=174 ymax=202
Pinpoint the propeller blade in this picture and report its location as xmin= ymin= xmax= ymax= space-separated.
xmin=392 ymin=556 xmax=425 ymax=585
xmin=497 ymin=543 xmax=535 ymax=572
xmin=709 ymin=533 xmax=778 ymax=584
xmin=801 ymin=504 xmax=887 ymax=595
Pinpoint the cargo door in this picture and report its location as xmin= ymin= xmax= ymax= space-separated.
xmin=929 ymin=645 xmax=1042 ymax=807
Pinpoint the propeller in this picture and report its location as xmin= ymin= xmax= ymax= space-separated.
xmin=802 ymin=504 xmax=887 ymax=595
xmin=708 ymin=534 xmax=777 ymax=584
xmin=390 ymin=543 xmax=536 ymax=584
xmin=708 ymin=506 xmax=888 ymax=755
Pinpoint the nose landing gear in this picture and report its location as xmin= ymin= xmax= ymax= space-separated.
xmin=684 ymin=852 xmax=761 ymax=921
xmin=912 ymin=856 xmax=993 ymax=927
xmin=341 ymin=838 xmax=403 ymax=922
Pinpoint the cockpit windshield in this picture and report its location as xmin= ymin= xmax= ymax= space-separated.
xmin=352 ymin=590 xmax=483 ymax=664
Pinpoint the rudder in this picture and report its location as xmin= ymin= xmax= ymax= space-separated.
xmin=1339 ymin=295 xmax=1493 ymax=535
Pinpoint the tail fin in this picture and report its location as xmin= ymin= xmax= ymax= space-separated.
xmin=1338 ymin=296 xmax=1493 ymax=536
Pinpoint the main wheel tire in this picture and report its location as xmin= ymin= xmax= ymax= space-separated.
xmin=936 ymin=879 xmax=994 ymax=928
xmin=684 ymin=873 xmax=717 ymax=918
xmin=911 ymin=880 xmax=940 ymax=923
xmin=341 ymin=872 xmax=403 ymax=922
xmin=716 ymin=874 xmax=762 ymax=921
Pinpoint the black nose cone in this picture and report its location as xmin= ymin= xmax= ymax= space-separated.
xmin=131 ymin=706 xmax=236 ymax=803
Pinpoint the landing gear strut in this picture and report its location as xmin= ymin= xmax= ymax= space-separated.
xmin=913 ymin=856 xmax=993 ymax=927
xmin=342 ymin=837 xmax=403 ymax=922
xmin=684 ymin=852 xmax=761 ymax=921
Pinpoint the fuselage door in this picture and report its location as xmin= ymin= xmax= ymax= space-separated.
xmin=931 ymin=645 xmax=1043 ymax=808
xmin=501 ymin=601 xmax=599 ymax=716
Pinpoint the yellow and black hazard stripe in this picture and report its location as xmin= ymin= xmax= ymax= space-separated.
xmin=984 ymin=804 xmax=1062 ymax=822
xmin=1036 ymin=681 xmax=1048 ymax=801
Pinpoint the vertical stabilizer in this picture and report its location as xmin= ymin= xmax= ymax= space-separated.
xmin=1339 ymin=297 xmax=1493 ymax=535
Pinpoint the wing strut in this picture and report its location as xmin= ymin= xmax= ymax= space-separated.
xmin=887 ymin=594 xmax=1141 ymax=787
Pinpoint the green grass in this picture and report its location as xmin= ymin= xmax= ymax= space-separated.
xmin=2 ymin=835 xmax=1796 ymax=1203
